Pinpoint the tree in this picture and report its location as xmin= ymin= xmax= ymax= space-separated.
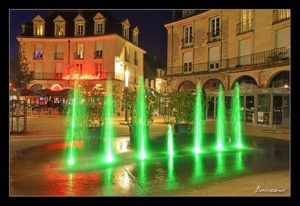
xmin=9 ymin=39 xmax=33 ymax=132
xmin=10 ymin=40 xmax=34 ymax=99
xmin=123 ymin=86 xmax=159 ymax=143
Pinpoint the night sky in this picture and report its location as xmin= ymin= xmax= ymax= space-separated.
xmin=9 ymin=9 xmax=173 ymax=66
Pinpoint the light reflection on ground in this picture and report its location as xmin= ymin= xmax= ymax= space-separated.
xmin=10 ymin=135 xmax=289 ymax=196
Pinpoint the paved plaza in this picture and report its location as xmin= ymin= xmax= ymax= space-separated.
xmin=9 ymin=114 xmax=290 ymax=196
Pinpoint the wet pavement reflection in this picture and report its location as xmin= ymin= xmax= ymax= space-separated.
xmin=10 ymin=135 xmax=289 ymax=196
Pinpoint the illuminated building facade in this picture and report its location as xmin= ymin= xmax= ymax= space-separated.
xmin=18 ymin=10 xmax=145 ymax=115
xmin=165 ymin=9 xmax=290 ymax=126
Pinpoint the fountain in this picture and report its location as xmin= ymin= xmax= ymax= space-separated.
xmin=193 ymin=82 xmax=204 ymax=154
xmin=232 ymin=82 xmax=244 ymax=149
xmin=215 ymin=84 xmax=226 ymax=151
xmin=134 ymin=77 xmax=148 ymax=160
xmin=65 ymin=80 xmax=88 ymax=166
xmin=102 ymin=79 xmax=115 ymax=163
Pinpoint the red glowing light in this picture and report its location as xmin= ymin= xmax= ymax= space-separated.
xmin=63 ymin=74 xmax=101 ymax=80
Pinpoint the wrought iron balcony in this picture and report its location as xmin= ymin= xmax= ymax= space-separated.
xmin=273 ymin=9 xmax=290 ymax=24
xmin=236 ymin=19 xmax=254 ymax=35
xmin=167 ymin=47 xmax=290 ymax=77
xmin=207 ymin=30 xmax=222 ymax=43
xmin=181 ymin=36 xmax=194 ymax=48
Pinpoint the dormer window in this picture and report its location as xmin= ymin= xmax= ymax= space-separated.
xmin=74 ymin=14 xmax=86 ymax=36
xmin=54 ymin=15 xmax=66 ymax=37
xmin=123 ymin=27 xmax=129 ymax=39
xmin=95 ymin=22 xmax=104 ymax=35
xmin=93 ymin=12 xmax=106 ymax=35
xmin=76 ymin=24 xmax=84 ymax=36
xmin=32 ymin=15 xmax=45 ymax=36
xmin=121 ymin=19 xmax=130 ymax=40
xmin=56 ymin=25 xmax=64 ymax=36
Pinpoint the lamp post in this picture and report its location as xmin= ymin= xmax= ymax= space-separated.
xmin=124 ymin=69 xmax=129 ymax=121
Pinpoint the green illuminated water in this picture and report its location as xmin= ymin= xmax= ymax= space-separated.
xmin=65 ymin=80 xmax=88 ymax=166
xmin=135 ymin=77 xmax=148 ymax=160
xmin=103 ymin=167 xmax=113 ymax=195
xmin=192 ymin=154 xmax=204 ymax=184
xmin=232 ymin=82 xmax=244 ymax=149
xmin=193 ymin=82 xmax=204 ymax=154
xmin=216 ymin=84 xmax=226 ymax=151
xmin=166 ymin=156 xmax=178 ymax=190
xmin=215 ymin=152 xmax=225 ymax=175
xmin=138 ymin=160 xmax=148 ymax=194
xmin=103 ymin=79 xmax=115 ymax=163
xmin=235 ymin=151 xmax=244 ymax=172
xmin=167 ymin=124 xmax=174 ymax=156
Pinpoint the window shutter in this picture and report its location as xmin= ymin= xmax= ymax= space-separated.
xmin=96 ymin=42 xmax=103 ymax=50
xmin=276 ymin=27 xmax=290 ymax=49
xmin=56 ymin=63 xmax=63 ymax=73
xmin=56 ymin=44 xmax=63 ymax=53
xmin=209 ymin=47 xmax=220 ymax=62
xmin=239 ymin=39 xmax=252 ymax=57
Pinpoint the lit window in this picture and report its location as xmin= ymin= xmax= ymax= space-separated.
xmin=36 ymin=24 xmax=44 ymax=36
xmin=56 ymin=24 xmax=64 ymax=36
xmin=75 ymin=43 xmax=84 ymax=59
xmin=95 ymin=63 xmax=103 ymax=76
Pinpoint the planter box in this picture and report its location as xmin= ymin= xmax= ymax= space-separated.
xmin=87 ymin=127 xmax=102 ymax=144
xmin=174 ymin=123 xmax=191 ymax=134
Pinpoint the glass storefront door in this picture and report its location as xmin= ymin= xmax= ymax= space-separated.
xmin=273 ymin=95 xmax=289 ymax=126
xmin=245 ymin=96 xmax=254 ymax=123
xmin=207 ymin=96 xmax=215 ymax=119
xmin=282 ymin=96 xmax=289 ymax=126
xmin=257 ymin=94 xmax=270 ymax=125
xmin=273 ymin=95 xmax=283 ymax=124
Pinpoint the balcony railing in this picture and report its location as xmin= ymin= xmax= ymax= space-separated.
xmin=236 ymin=19 xmax=254 ymax=35
xmin=34 ymin=73 xmax=63 ymax=80
xmin=273 ymin=9 xmax=290 ymax=24
xmin=55 ymin=53 xmax=64 ymax=60
xmin=207 ymin=30 xmax=222 ymax=43
xmin=167 ymin=47 xmax=290 ymax=76
xmin=74 ymin=53 xmax=84 ymax=60
xmin=181 ymin=36 xmax=194 ymax=48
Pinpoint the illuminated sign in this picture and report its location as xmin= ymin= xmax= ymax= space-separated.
xmin=63 ymin=74 xmax=101 ymax=80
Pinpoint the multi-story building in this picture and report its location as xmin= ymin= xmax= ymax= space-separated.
xmin=165 ymin=9 xmax=290 ymax=127
xmin=17 ymin=10 xmax=145 ymax=115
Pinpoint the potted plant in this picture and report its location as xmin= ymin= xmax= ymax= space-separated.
xmin=123 ymin=86 xmax=159 ymax=144
xmin=80 ymin=82 xmax=104 ymax=145
xmin=169 ymin=91 xmax=194 ymax=134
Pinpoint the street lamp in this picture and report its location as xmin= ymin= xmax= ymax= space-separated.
xmin=124 ymin=69 xmax=129 ymax=121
